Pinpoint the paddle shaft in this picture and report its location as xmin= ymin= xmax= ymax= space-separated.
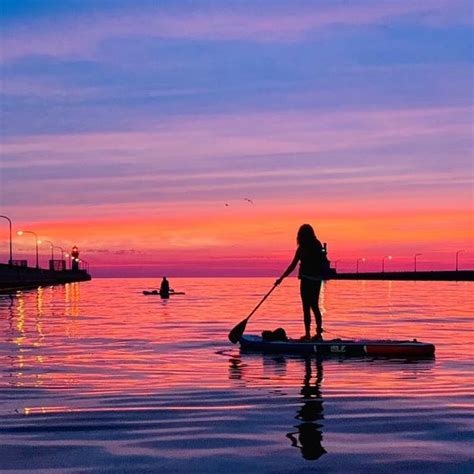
xmin=247 ymin=284 xmax=278 ymax=319
xmin=228 ymin=284 xmax=278 ymax=343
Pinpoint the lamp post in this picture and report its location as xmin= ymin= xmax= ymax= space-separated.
xmin=54 ymin=246 xmax=65 ymax=260
xmin=456 ymin=250 xmax=465 ymax=271
xmin=17 ymin=230 xmax=40 ymax=269
xmin=0 ymin=215 xmax=13 ymax=265
xmin=356 ymin=258 xmax=366 ymax=274
xmin=40 ymin=239 xmax=55 ymax=260
xmin=382 ymin=255 xmax=392 ymax=273
xmin=414 ymin=253 xmax=422 ymax=272
xmin=79 ymin=259 xmax=89 ymax=272
xmin=333 ymin=260 xmax=340 ymax=271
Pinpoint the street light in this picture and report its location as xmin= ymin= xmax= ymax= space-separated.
xmin=382 ymin=255 xmax=392 ymax=273
xmin=40 ymin=239 xmax=55 ymax=260
xmin=17 ymin=230 xmax=40 ymax=269
xmin=79 ymin=259 xmax=89 ymax=272
xmin=54 ymin=246 xmax=65 ymax=260
xmin=456 ymin=250 xmax=465 ymax=271
xmin=0 ymin=215 xmax=13 ymax=265
xmin=414 ymin=253 xmax=422 ymax=272
xmin=356 ymin=258 xmax=366 ymax=274
xmin=52 ymin=246 xmax=66 ymax=271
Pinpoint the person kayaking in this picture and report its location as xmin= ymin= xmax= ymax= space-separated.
xmin=160 ymin=276 xmax=170 ymax=298
xmin=275 ymin=224 xmax=326 ymax=341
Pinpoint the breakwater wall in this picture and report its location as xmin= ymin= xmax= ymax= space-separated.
xmin=328 ymin=270 xmax=473 ymax=281
xmin=0 ymin=263 xmax=91 ymax=292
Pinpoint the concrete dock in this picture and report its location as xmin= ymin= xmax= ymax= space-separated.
xmin=327 ymin=270 xmax=473 ymax=281
xmin=0 ymin=263 xmax=91 ymax=293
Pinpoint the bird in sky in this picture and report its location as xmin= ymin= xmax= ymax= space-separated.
xmin=244 ymin=197 xmax=254 ymax=205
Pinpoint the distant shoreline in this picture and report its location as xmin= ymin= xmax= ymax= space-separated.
xmin=328 ymin=270 xmax=474 ymax=281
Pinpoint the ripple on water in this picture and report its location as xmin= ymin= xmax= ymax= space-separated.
xmin=0 ymin=278 xmax=473 ymax=472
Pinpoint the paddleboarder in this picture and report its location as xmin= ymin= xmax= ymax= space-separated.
xmin=160 ymin=277 xmax=170 ymax=298
xmin=275 ymin=224 xmax=326 ymax=341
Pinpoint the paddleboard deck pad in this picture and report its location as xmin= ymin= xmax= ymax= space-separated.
xmin=239 ymin=335 xmax=435 ymax=357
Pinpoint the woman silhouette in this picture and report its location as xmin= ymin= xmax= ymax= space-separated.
xmin=275 ymin=224 xmax=325 ymax=341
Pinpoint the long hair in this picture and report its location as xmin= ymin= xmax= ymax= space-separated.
xmin=297 ymin=224 xmax=320 ymax=249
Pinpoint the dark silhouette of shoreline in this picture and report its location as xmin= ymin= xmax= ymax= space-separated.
xmin=326 ymin=270 xmax=473 ymax=281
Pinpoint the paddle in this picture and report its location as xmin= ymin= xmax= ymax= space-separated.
xmin=228 ymin=284 xmax=278 ymax=344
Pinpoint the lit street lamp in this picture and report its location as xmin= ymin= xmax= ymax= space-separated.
xmin=356 ymin=258 xmax=366 ymax=274
xmin=54 ymin=246 xmax=65 ymax=260
xmin=79 ymin=259 xmax=89 ymax=272
xmin=0 ymin=215 xmax=13 ymax=265
xmin=456 ymin=250 xmax=465 ymax=271
xmin=40 ymin=239 xmax=55 ymax=260
xmin=382 ymin=255 xmax=392 ymax=273
xmin=17 ymin=230 xmax=40 ymax=269
xmin=414 ymin=253 xmax=422 ymax=272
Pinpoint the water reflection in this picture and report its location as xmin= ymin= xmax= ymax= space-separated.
xmin=65 ymin=282 xmax=81 ymax=318
xmin=286 ymin=357 xmax=326 ymax=461
xmin=0 ymin=279 xmax=472 ymax=472
xmin=228 ymin=353 xmax=327 ymax=461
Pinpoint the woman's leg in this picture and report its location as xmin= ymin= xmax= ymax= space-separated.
xmin=300 ymin=280 xmax=312 ymax=337
xmin=310 ymin=281 xmax=323 ymax=335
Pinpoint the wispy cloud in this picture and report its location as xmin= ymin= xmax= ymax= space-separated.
xmin=1 ymin=1 xmax=471 ymax=61
xmin=2 ymin=106 xmax=470 ymax=155
xmin=2 ymin=106 xmax=471 ymax=218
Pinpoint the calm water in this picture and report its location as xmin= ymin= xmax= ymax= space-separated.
xmin=0 ymin=278 xmax=473 ymax=473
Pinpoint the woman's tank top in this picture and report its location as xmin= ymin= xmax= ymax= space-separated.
xmin=298 ymin=242 xmax=324 ymax=279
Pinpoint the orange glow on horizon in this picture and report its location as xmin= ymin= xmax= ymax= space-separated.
xmin=1 ymin=200 xmax=472 ymax=275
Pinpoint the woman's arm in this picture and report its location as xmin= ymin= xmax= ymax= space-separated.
xmin=275 ymin=250 xmax=299 ymax=285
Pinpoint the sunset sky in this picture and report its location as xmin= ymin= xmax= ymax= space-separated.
xmin=1 ymin=0 xmax=472 ymax=276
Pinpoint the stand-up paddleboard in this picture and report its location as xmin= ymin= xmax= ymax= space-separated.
xmin=142 ymin=290 xmax=186 ymax=296
xmin=239 ymin=335 xmax=435 ymax=357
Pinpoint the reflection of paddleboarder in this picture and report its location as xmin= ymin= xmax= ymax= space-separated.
xmin=160 ymin=277 xmax=170 ymax=298
xmin=286 ymin=357 xmax=326 ymax=461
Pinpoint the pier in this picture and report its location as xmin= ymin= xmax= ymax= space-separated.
xmin=327 ymin=270 xmax=474 ymax=281
xmin=0 ymin=263 xmax=91 ymax=293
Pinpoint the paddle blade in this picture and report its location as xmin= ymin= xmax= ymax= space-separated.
xmin=228 ymin=316 xmax=250 ymax=344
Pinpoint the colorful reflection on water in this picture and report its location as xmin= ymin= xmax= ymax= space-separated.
xmin=0 ymin=278 xmax=472 ymax=472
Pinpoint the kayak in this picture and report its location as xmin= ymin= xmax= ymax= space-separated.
xmin=239 ymin=334 xmax=435 ymax=358
xmin=142 ymin=290 xmax=186 ymax=296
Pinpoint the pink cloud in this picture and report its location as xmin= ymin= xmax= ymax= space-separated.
xmin=2 ymin=106 xmax=471 ymax=226
xmin=2 ymin=106 xmax=470 ymax=157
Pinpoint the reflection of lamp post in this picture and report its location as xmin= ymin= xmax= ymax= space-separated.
xmin=356 ymin=258 xmax=366 ymax=274
xmin=17 ymin=230 xmax=39 ymax=269
xmin=382 ymin=255 xmax=392 ymax=273
xmin=414 ymin=253 xmax=422 ymax=272
xmin=40 ymin=239 xmax=55 ymax=260
xmin=456 ymin=250 xmax=465 ymax=271
xmin=0 ymin=215 xmax=13 ymax=265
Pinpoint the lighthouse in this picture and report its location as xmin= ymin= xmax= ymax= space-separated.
xmin=71 ymin=245 xmax=80 ymax=271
